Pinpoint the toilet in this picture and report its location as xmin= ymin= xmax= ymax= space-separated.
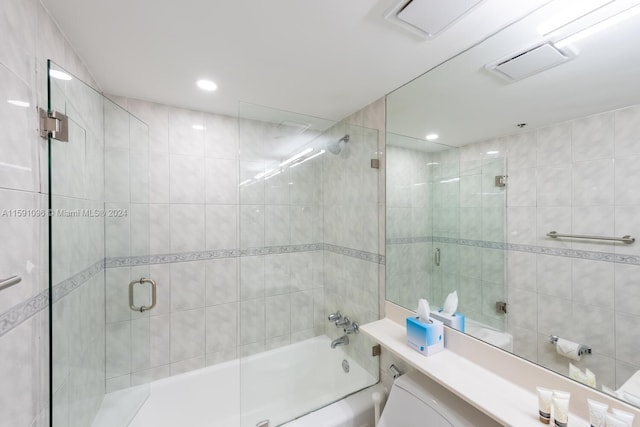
xmin=378 ymin=370 xmax=500 ymax=427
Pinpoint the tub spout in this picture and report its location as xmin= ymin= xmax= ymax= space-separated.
xmin=331 ymin=335 xmax=349 ymax=349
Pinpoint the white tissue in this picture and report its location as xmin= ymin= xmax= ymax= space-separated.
xmin=442 ymin=291 xmax=458 ymax=315
xmin=556 ymin=338 xmax=581 ymax=361
xmin=417 ymin=299 xmax=430 ymax=321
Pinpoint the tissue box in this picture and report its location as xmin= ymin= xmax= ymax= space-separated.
xmin=430 ymin=310 xmax=465 ymax=333
xmin=406 ymin=317 xmax=444 ymax=356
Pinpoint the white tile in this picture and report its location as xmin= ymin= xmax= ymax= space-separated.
xmin=130 ymin=150 xmax=150 ymax=203
xmin=105 ymin=202 xmax=130 ymax=258
xmin=265 ymin=205 xmax=290 ymax=246
xmin=131 ymin=317 xmax=151 ymax=371
xmin=239 ymin=205 xmax=264 ymax=249
xmin=129 ymin=203 xmax=150 ymax=256
xmin=290 ymin=252 xmax=314 ymax=292
xmin=149 ymin=315 xmax=170 ymax=367
xmin=0 ymin=0 xmax=36 ymax=83
xmin=149 ymin=264 xmax=171 ymax=316
xmin=149 ymin=152 xmax=170 ymax=203
xmin=205 ymin=158 xmax=237 ymax=204
xmin=240 ymin=256 xmax=264 ymax=300
xmin=614 ymin=263 xmax=640 ymax=316
xmin=127 ymin=99 xmax=169 ymax=153
xmin=506 ymin=169 xmax=536 ymax=207
xmin=170 ymin=309 xmax=205 ymax=362
xmin=104 ymin=148 xmax=130 ymax=203
xmin=205 ymin=204 xmax=237 ymax=249
xmin=572 ymin=112 xmax=614 ymax=162
xmin=507 ymin=250 xmax=536 ymax=291
xmin=204 ymin=114 xmax=238 ymax=159
xmin=536 ymin=254 xmax=571 ymax=299
xmin=105 ymin=267 xmax=131 ymax=323
xmin=170 ymin=155 xmax=205 ymax=203
xmin=615 ymin=312 xmax=640 ymax=365
xmin=537 ymin=123 xmax=571 ymax=167
xmin=205 ymin=303 xmax=237 ymax=352
xmin=170 ymin=261 xmax=205 ymax=311
xmin=570 ymin=205 xmax=614 ymax=252
xmin=170 ymin=356 xmax=205 ymax=376
xmin=290 ymin=291 xmax=314 ymax=332
xmin=507 ymin=287 xmax=537 ymax=331
xmin=240 ymin=298 xmax=265 ymax=345
xmin=536 ymin=167 xmax=572 ymax=207
xmin=572 ymin=159 xmax=614 ymax=207
xmin=106 ymin=321 xmax=131 ymax=379
xmin=0 ymin=66 xmax=38 ymax=192
xmin=265 ymin=253 xmax=291 ymax=296
xmin=104 ymin=100 xmax=129 ymax=150
xmin=170 ymin=204 xmax=205 ymax=253
xmin=132 ymin=365 xmax=170 ymax=386
xmin=265 ymin=168 xmax=290 ymax=205
xmin=506 ymin=131 xmax=536 ymax=170
xmin=506 ymin=207 xmax=536 ymax=245
xmin=615 ymin=105 xmax=640 ymax=158
xmin=571 ymin=259 xmax=613 ymax=308
xmin=615 ymin=156 xmax=640 ymax=205
xmin=205 ymin=258 xmax=238 ymax=306
xmin=149 ymin=204 xmax=170 ymax=255
xmin=0 ymin=189 xmax=39 ymax=314
xmin=168 ymin=108 xmax=204 ymax=156
xmin=239 ymin=161 xmax=265 ymax=205
xmin=536 ymin=207 xmax=571 ymax=248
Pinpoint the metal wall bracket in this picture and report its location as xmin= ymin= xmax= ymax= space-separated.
xmin=39 ymin=108 xmax=69 ymax=142
xmin=495 ymin=301 xmax=508 ymax=314
xmin=372 ymin=344 xmax=381 ymax=357
xmin=495 ymin=175 xmax=507 ymax=187
xmin=371 ymin=158 xmax=380 ymax=169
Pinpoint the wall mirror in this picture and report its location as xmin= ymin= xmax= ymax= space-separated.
xmin=386 ymin=0 xmax=640 ymax=407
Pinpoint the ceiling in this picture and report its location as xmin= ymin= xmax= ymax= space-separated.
xmin=387 ymin=0 xmax=640 ymax=147
xmin=40 ymin=0 xmax=549 ymax=121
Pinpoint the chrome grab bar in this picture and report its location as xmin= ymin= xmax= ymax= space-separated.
xmin=129 ymin=277 xmax=157 ymax=312
xmin=0 ymin=275 xmax=21 ymax=291
xmin=546 ymin=231 xmax=635 ymax=244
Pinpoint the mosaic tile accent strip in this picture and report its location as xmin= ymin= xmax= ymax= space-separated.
xmin=388 ymin=235 xmax=640 ymax=265
xmin=0 ymin=289 xmax=48 ymax=338
xmin=323 ymin=243 xmax=385 ymax=264
xmin=52 ymin=259 xmax=105 ymax=302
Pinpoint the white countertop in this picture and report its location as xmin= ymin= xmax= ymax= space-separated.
xmin=361 ymin=318 xmax=590 ymax=427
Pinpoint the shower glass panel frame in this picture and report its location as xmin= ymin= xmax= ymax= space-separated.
xmin=238 ymin=103 xmax=380 ymax=426
xmin=48 ymin=60 xmax=152 ymax=427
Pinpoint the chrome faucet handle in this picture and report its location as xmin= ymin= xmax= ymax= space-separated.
xmin=335 ymin=316 xmax=350 ymax=327
xmin=328 ymin=311 xmax=342 ymax=322
xmin=344 ymin=321 xmax=359 ymax=334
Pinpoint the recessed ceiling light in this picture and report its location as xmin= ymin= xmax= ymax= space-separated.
xmin=425 ymin=133 xmax=439 ymax=141
xmin=7 ymin=100 xmax=30 ymax=108
xmin=486 ymin=150 xmax=500 ymax=155
xmin=49 ymin=69 xmax=72 ymax=81
xmin=196 ymin=79 xmax=218 ymax=91
xmin=192 ymin=124 xmax=205 ymax=131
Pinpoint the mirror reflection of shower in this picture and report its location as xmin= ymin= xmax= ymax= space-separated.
xmin=327 ymin=134 xmax=349 ymax=155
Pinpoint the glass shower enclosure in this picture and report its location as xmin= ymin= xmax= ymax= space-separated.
xmin=49 ymin=63 xmax=380 ymax=427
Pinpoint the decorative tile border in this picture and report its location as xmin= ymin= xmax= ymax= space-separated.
xmin=323 ymin=243 xmax=385 ymax=264
xmin=0 ymin=242 xmax=384 ymax=338
xmin=387 ymin=235 xmax=640 ymax=266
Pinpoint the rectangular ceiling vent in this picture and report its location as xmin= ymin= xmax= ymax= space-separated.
xmin=385 ymin=0 xmax=484 ymax=39
xmin=487 ymin=43 xmax=575 ymax=82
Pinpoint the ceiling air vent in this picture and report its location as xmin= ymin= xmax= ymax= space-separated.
xmin=385 ymin=0 xmax=484 ymax=39
xmin=487 ymin=43 xmax=575 ymax=82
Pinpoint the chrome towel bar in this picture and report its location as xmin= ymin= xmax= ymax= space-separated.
xmin=0 ymin=275 xmax=21 ymax=291
xmin=547 ymin=231 xmax=635 ymax=244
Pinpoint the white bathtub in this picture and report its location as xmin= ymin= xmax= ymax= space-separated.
xmin=94 ymin=335 xmax=378 ymax=427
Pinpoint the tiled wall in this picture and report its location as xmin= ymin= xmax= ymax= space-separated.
xmin=0 ymin=0 xmax=103 ymax=426
xmin=493 ymin=104 xmax=640 ymax=390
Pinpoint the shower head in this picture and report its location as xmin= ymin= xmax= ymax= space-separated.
xmin=327 ymin=134 xmax=350 ymax=155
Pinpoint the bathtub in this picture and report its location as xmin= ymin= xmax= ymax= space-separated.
xmin=93 ymin=335 xmax=378 ymax=427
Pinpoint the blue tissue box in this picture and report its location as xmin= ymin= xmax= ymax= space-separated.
xmin=406 ymin=317 xmax=444 ymax=356
xmin=430 ymin=310 xmax=465 ymax=333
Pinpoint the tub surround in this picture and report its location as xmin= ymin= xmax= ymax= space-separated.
xmin=362 ymin=301 xmax=640 ymax=426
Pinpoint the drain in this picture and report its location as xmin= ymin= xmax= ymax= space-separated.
xmin=342 ymin=359 xmax=350 ymax=373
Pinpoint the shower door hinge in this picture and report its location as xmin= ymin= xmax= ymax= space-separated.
xmin=495 ymin=301 xmax=508 ymax=314
xmin=495 ymin=175 xmax=507 ymax=187
xmin=370 ymin=159 xmax=380 ymax=169
xmin=39 ymin=108 xmax=68 ymax=142
xmin=372 ymin=344 xmax=381 ymax=357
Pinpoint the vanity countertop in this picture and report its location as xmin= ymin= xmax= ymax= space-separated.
xmin=361 ymin=318 xmax=590 ymax=427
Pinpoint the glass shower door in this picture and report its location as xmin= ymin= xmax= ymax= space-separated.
xmin=49 ymin=61 xmax=152 ymax=427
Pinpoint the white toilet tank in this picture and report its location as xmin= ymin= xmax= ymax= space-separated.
xmin=378 ymin=370 xmax=500 ymax=427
